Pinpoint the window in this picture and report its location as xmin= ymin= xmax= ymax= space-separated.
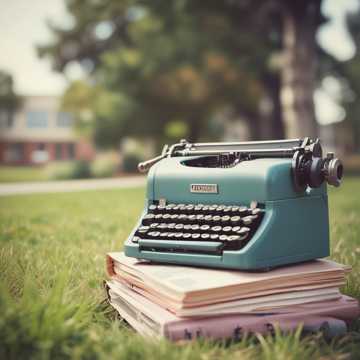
xmin=26 ymin=111 xmax=48 ymax=128
xmin=57 ymin=112 xmax=73 ymax=127
xmin=37 ymin=143 xmax=46 ymax=151
xmin=0 ymin=109 xmax=14 ymax=128
xmin=55 ymin=143 xmax=62 ymax=160
xmin=68 ymin=143 xmax=75 ymax=159
xmin=5 ymin=143 xmax=25 ymax=162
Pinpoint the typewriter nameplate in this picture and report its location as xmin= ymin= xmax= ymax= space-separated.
xmin=190 ymin=184 xmax=218 ymax=194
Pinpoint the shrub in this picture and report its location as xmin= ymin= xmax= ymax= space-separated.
xmin=122 ymin=153 xmax=143 ymax=173
xmin=91 ymin=154 xmax=119 ymax=178
xmin=71 ymin=160 xmax=92 ymax=179
xmin=46 ymin=161 xmax=92 ymax=180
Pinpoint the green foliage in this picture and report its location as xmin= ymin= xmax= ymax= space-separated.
xmin=0 ymin=166 xmax=48 ymax=183
xmin=91 ymin=154 xmax=119 ymax=178
xmin=0 ymin=70 xmax=20 ymax=124
xmin=0 ymin=276 xmax=97 ymax=359
xmin=47 ymin=161 xmax=92 ymax=180
xmin=40 ymin=0 xmax=285 ymax=147
xmin=122 ymin=152 xmax=143 ymax=173
xmin=0 ymin=179 xmax=360 ymax=358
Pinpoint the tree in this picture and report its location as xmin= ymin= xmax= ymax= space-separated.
xmin=40 ymin=0 xmax=338 ymax=145
xmin=40 ymin=0 xmax=270 ymax=146
xmin=340 ymin=9 xmax=360 ymax=152
xmin=0 ymin=70 xmax=20 ymax=126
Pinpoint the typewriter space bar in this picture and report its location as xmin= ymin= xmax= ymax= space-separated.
xmin=138 ymin=239 xmax=224 ymax=252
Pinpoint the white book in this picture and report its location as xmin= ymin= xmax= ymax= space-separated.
xmin=107 ymin=252 xmax=349 ymax=315
xmin=105 ymin=280 xmax=360 ymax=342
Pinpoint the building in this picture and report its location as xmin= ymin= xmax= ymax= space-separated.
xmin=0 ymin=95 xmax=95 ymax=165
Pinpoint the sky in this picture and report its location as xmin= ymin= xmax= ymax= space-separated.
xmin=0 ymin=0 xmax=359 ymax=124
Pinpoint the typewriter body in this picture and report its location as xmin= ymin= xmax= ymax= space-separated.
xmin=124 ymin=138 xmax=343 ymax=270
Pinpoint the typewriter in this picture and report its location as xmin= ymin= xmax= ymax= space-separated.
xmin=124 ymin=138 xmax=343 ymax=270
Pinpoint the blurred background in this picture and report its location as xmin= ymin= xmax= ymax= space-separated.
xmin=0 ymin=0 xmax=360 ymax=182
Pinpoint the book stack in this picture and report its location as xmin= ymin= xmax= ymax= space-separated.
xmin=105 ymin=252 xmax=359 ymax=341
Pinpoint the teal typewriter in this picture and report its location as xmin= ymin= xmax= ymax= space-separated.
xmin=124 ymin=138 xmax=343 ymax=270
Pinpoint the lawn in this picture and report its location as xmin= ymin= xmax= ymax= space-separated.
xmin=0 ymin=179 xmax=360 ymax=359
xmin=0 ymin=166 xmax=48 ymax=183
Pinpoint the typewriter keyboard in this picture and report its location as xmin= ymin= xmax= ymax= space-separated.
xmin=131 ymin=202 xmax=264 ymax=254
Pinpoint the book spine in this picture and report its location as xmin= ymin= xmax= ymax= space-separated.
xmin=106 ymin=255 xmax=116 ymax=276
xmin=165 ymin=315 xmax=348 ymax=341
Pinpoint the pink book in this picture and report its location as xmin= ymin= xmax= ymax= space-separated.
xmin=105 ymin=280 xmax=360 ymax=342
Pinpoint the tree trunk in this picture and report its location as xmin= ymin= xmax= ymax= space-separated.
xmin=187 ymin=111 xmax=201 ymax=142
xmin=269 ymin=75 xmax=285 ymax=139
xmin=280 ymin=1 xmax=320 ymax=139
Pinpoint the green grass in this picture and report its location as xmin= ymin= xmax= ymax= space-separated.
xmin=0 ymin=179 xmax=360 ymax=359
xmin=0 ymin=166 xmax=48 ymax=183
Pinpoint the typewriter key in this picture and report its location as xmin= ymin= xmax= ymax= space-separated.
xmin=208 ymin=205 xmax=217 ymax=213
xmin=137 ymin=225 xmax=149 ymax=233
xmin=211 ymin=225 xmax=222 ymax=233
xmin=223 ymin=226 xmax=232 ymax=234
xmin=192 ymin=233 xmax=201 ymax=240
xmin=191 ymin=224 xmax=200 ymax=232
xmin=200 ymin=224 xmax=210 ymax=232
xmin=178 ymin=214 xmax=188 ymax=222
xmin=132 ymin=236 xmax=140 ymax=243
xmin=221 ymin=215 xmax=231 ymax=225
xmin=173 ymin=205 xmax=182 ymax=212
xmin=201 ymin=233 xmax=210 ymax=240
xmin=155 ymin=214 xmax=163 ymax=221
xmin=232 ymin=226 xmax=241 ymax=233
xmin=158 ymin=223 xmax=168 ymax=230
xmin=223 ymin=207 xmax=232 ymax=215
xmin=175 ymin=223 xmax=184 ymax=231
xmin=188 ymin=214 xmax=197 ymax=223
xmin=202 ymin=205 xmax=210 ymax=214
xmin=210 ymin=234 xmax=219 ymax=240
xmin=175 ymin=232 xmax=183 ymax=239
xmin=142 ymin=213 xmax=155 ymax=225
xmin=194 ymin=205 xmax=203 ymax=213
xmin=185 ymin=204 xmax=195 ymax=213
xmin=212 ymin=215 xmax=221 ymax=224
xmin=242 ymin=216 xmax=254 ymax=225
xmin=149 ymin=231 xmax=160 ymax=238
xmin=231 ymin=206 xmax=240 ymax=214
xmin=160 ymin=232 xmax=169 ymax=238
xmin=238 ymin=227 xmax=250 ymax=237
xmin=239 ymin=206 xmax=248 ymax=214
xmin=162 ymin=213 xmax=172 ymax=223
xmin=167 ymin=232 xmax=176 ymax=238
xmin=228 ymin=235 xmax=241 ymax=242
xmin=216 ymin=205 xmax=225 ymax=213
xmin=196 ymin=214 xmax=205 ymax=223
xmin=148 ymin=204 xmax=157 ymax=213
xmin=166 ymin=204 xmax=176 ymax=212
xmin=179 ymin=205 xmax=187 ymax=213
xmin=167 ymin=223 xmax=176 ymax=229
xmin=219 ymin=235 xmax=228 ymax=242
xmin=171 ymin=214 xmax=179 ymax=221
xmin=150 ymin=222 xmax=159 ymax=229
xmin=204 ymin=215 xmax=212 ymax=223
xmin=230 ymin=216 xmax=241 ymax=226
xmin=183 ymin=233 xmax=192 ymax=239
xmin=157 ymin=205 xmax=166 ymax=213
xmin=251 ymin=208 xmax=262 ymax=216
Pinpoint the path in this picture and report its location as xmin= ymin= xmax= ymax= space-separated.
xmin=0 ymin=176 xmax=146 ymax=196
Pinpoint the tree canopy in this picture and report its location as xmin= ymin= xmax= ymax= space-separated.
xmin=39 ymin=0 xmax=358 ymax=149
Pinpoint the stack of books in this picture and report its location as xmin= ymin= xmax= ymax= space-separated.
xmin=105 ymin=252 xmax=359 ymax=341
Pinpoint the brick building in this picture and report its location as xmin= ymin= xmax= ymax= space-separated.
xmin=0 ymin=95 xmax=95 ymax=165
